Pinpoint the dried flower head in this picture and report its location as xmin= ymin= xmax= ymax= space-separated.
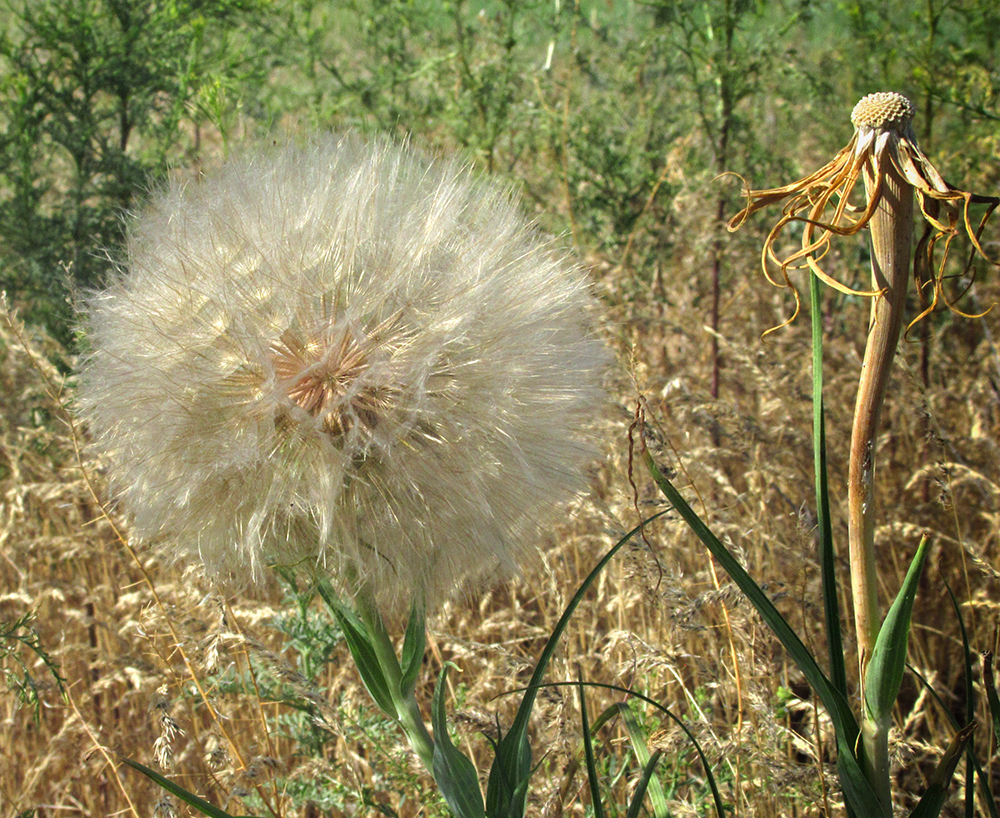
xmin=78 ymin=135 xmax=608 ymax=612
xmin=729 ymin=90 xmax=1000 ymax=331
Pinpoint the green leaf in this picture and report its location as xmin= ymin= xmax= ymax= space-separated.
xmin=578 ymin=682 xmax=607 ymax=818
xmin=979 ymin=652 xmax=1000 ymax=818
xmin=864 ymin=537 xmax=929 ymax=724
xmin=431 ymin=663 xmax=485 ymax=818
xmin=810 ymin=270 xmax=848 ymax=703
xmin=120 ymin=757 xmax=256 ymax=818
xmin=611 ymin=702 xmax=668 ymax=817
xmin=907 ymin=723 xmax=976 ymax=818
xmin=945 ymin=584 xmax=976 ymax=818
xmin=316 ymin=582 xmax=397 ymax=718
xmin=907 ymin=663 xmax=998 ymax=818
xmin=626 ymin=751 xmax=664 ymax=818
xmin=983 ymin=652 xmax=1000 ymax=761
xmin=643 ymin=453 xmax=882 ymax=818
xmin=485 ymin=512 xmax=669 ymax=818
xmin=399 ymin=601 xmax=426 ymax=700
xmin=530 ymin=680 xmax=727 ymax=818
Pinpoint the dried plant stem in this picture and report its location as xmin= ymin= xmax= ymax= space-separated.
xmin=849 ymin=151 xmax=913 ymax=813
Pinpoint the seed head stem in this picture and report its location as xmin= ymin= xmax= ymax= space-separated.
xmin=850 ymin=133 xmax=914 ymax=818
xmin=849 ymin=152 xmax=914 ymax=664
xmin=357 ymin=598 xmax=437 ymax=770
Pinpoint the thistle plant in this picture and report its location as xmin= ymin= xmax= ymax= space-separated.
xmin=643 ymin=91 xmax=1000 ymax=818
xmin=77 ymin=134 xmax=611 ymax=815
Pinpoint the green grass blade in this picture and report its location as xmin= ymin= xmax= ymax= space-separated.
xmin=908 ymin=664 xmax=998 ymax=818
xmin=316 ymin=582 xmax=396 ymax=718
xmin=810 ymin=270 xmax=848 ymax=702
xmin=432 ymin=662 xmax=485 ymax=818
xmin=588 ymin=701 xmax=668 ymax=812
xmin=614 ymin=702 xmax=669 ymax=818
xmin=626 ymin=751 xmax=664 ymax=818
xmin=945 ymin=583 xmax=977 ymax=818
xmin=519 ymin=680 xmax=726 ymax=818
xmin=578 ymin=681 xmax=607 ymax=818
xmin=981 ymin=652 xmax=1000 ymax=816
xmin=643 ymin=452 xmax=882 ymax=817
xmin=864 ymin=537 xmax=929 ymax=724
xmin=983 ymin=652 xmax=1000 ymax=760
xmin=485 ymin=512 xmax=669 ymax=818
xmin=120 ymin=757 xmax=255 ymax=818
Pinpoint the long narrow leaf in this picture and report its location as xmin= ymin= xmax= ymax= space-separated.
xmin=907 ymin=723 xmax=976 ymax=818
xmin=864 ymin=537 xmax=929 ymax=724
xmin=981 ymin=652 xmax=1000 ymax=817
xmin=810 ymin=270 xmax=848 ymax=701
xmin=120 ymin=757 xmax=254 ymax=818
xmin=485 ymin=512 xmax=669 ymax=818
xmin=626 ymin=751 xmax=664 ymax=818
xmin=908 ymin=664 xmax=999 ymax=818
xmin=399 ymin=602 xmax=426 ymax=699
xmin=983 ymin=653 xmax=1000 ymax=759
xmin=615 ymin=702 xmax=669 ymax=817
xmin=643 ymin=452 xmax=881 ymax=817
xmin=512 ymin=680 xmax=726 ymax=818
xmin=578 ymin=681 xmax=607 ymax=818
xmin=316 ymin=583 xmax=396 ymax=717
xmin=946 ymin=583 xmax=977 ymax=818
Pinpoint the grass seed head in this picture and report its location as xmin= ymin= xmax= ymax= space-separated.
xmin=76 ymin=134 xmax=609 ymax=614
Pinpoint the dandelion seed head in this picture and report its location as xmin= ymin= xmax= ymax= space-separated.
xmin=78 ymin=135 xmax=608 ymax=612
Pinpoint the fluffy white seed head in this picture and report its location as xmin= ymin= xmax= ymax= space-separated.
xmin=77 ymin=135 xmax=608 ymax=612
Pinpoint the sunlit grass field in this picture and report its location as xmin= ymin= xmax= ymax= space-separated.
xmin=2 ymin=1 xmax=1000 ymax=816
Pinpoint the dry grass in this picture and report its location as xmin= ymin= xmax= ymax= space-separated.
xmin=2 ymin=178 xmax=1000 ymax=818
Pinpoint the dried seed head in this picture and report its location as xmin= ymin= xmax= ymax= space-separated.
xmin=851 ymin=92 xmax=914 ymax=134
xmin=730 ymin=91 xmax=999 ymax=332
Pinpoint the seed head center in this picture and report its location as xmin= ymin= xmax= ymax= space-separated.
xmin=851 ymin=92 xmax=914 ymax=133
xmin=270 ymin=325 xmax=392 ymax=438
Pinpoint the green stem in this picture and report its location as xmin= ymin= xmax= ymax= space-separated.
xmin=357 ymin=599 xmax=436 ymax=771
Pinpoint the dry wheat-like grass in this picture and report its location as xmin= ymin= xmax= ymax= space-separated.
xmin=3 ymin=128 xmax=1000 ymax=818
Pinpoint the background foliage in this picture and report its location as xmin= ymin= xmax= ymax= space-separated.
xmin=2 ymin=0 xmax=999 ymax=816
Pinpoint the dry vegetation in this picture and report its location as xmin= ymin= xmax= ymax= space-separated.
xmin=3 ymin=2 xmax=1000 ymax=816
xmin=3 ymin=204 xmax=1000 ymax=816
